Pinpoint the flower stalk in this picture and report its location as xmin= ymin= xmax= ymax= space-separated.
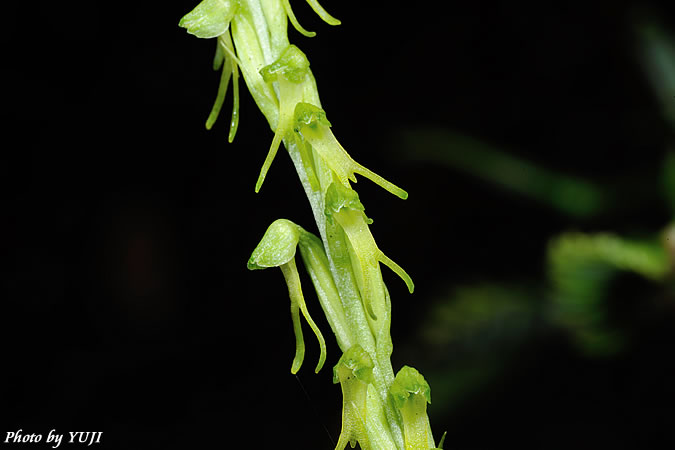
xmin=180 ymin=1 xmax=440 ymax=448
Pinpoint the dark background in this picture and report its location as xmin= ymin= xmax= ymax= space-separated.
xmin=3 ymin=1 xmax=675 ymax=449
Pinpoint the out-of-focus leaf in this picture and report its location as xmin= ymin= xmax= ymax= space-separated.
xmin=637 ymin=23 xmax=675 ymax=129
xmin=412 ymin=284 xmax=537 ymax=414
xmin=663 ymin=151 xmax=675 ymax=215
xmin=424 ymin=362 xmax=501 ymax=417
xmin=396 ymin=129 xmax=606 ymax=219
xmin=420 ymin=284 xmax=536 ymax=355
xmin=548 ymin=232 xmax=668 ymax=356
xmin=662 ymin=223 xmax=675 ymax=275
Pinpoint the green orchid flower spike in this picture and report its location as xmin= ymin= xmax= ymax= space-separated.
xmin=325 ymin=182 xmax=414 ymax=319
xmin=180 ymin=0 xmax=439 ymax=448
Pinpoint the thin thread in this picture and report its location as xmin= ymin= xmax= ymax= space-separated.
xmin=294 ymin=374 xmax=336 ymax=446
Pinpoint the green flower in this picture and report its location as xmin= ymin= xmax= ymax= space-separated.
xmin=333 ymin=345 xmax=374 ymax=450
xmin=179 ymin=0 xmax=241 ymax=142
xmin=295 ymin=102 xmax=409 ymax=200
xmin=255 ymin=45 xmax=312 ymax=192
xmin=247 ymin=219 xmax=326 ymax=373
xmin=325 ymin=182 xmax=414 ymax=319
xmin=390 ymin=366 xmax=436 ymax=450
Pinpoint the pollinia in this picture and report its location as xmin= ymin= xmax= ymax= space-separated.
xmin=180 ymin=1 xmax=443 ymax=448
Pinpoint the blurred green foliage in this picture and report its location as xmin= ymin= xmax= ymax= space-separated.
xmin=548 ymin=232 xmax=668 ymax=356
xmin=638 ymin=23 xmax=675 ymax=129
xmin=420 ymin=284 xmax=535 ymax=356
xmin=394 ymin=20 xmax=675 ymax=424
xmin=417 ymin=284 xmax=537 ymax=413
xmin=664 ymin=150 xmax=675 ymax=214
xmin=399 ymin=129 xmax=607 ymax=219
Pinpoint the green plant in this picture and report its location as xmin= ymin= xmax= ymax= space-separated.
xmin=179 ymin=1 xmax=442 ymax=448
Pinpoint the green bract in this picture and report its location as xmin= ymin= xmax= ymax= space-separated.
xmin=295 ymin=231 xmax=353 ymax=350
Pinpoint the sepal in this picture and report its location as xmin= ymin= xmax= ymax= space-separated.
xmin=247 ymin=219 xmax=300 ymax=270
xmin=179 ymin=0 xmax=239 ymax=39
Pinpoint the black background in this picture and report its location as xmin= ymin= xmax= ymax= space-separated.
xmin=3 ymin=1 xmax=675 ymax=449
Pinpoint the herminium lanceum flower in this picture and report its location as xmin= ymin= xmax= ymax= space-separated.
xmin=324 ymin=182 xmax=414 ymax=320
xmin=247 ymin=219 xmax=327 ymax=373
xmin=180 ymin=1 xmax=443 ymax=448
xmin=333 ymin=345 xmax=375 ymax=450
xmin=247 ymin=218 xmax=354 ymax=371
xmin=256 ymin=45 xmax=311 ymax=193
xmin=294 ymin=103 xmax=409 ymax=200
